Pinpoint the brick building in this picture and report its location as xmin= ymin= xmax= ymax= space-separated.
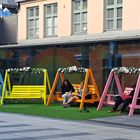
xmin=0 ymin=0 xmax=140 ymax=92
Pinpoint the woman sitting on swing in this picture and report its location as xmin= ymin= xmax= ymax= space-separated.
xmin=61 ymin=79 xmax=75 ymax=107
xmin=63 ymin=81 xmax=89 ymax=107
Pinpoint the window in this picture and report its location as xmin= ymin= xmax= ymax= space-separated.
xmin=105 ymin=0 xmax=122 ymax=31
xmin=72 ymin=0 xmax=87 ymax=34
xmin=27 ymin=7 xmax=39 ymax=39
xmin=44 ymin=3 xmax=57 ymax=37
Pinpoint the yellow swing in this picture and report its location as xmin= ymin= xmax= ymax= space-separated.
xmin=1 ymin=67 xmax=51 ymax=106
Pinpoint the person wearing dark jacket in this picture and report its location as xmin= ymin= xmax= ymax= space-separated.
xmin=109 ymin=86 xmax=140 ymax=113
xmin=61 ymin=79 xmax=75 ymax=107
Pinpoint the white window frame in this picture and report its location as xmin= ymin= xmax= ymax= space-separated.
xmin=27 ymin=6 xmax=39 ymax=39
xmin=72 ymin=0 xmax=87 ymax=34
xmin=104 ymin=0 xmax=122 ymax=31
xmin=44 ymin=3 xmax=57 ymax=37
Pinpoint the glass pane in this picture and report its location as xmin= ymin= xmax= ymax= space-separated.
xmin=35 ymin=7 xmax=39 ymax=16
xmin=82 ymin=23 xmax=87 ymax=32
xmin=82 ymin=12 xmax=87 ymax=22
xmin=35 ymin=28 xmax=39 ymax=37
xmin=74 ymin=24 xmax=80 ymax=32
xmin=35 ymin=19 xmax=39 ymax=28
xmin=83 ymin=0 xmax=87 ymax=9
xmin=47 ymin=18 xmax=52 ymax=27
xmin=29 ymin=8 xmax=34 ymax=17
xmin=74 ymin=0 xmax=80 ymax=11
xmin=53 ymin=26 xmax=57 ymax=35
xmin=47 ymin=27 xmax=52 ymax=36
xmin=46 ymin=5 xmax=52 ymax=15
xmin=107 ymin=0 xmax=114 ymax=5
xmin=117 ymin=19 xmax=122 ymax=29
xmin=54 ymin=4 xmax=57 ymax=14
xmin=107 ymin=9 xmax=114 ymax=18
xmin=53 ymin=17 xmax=57 ymax=26
xmin=29 ymin=29 xmax=34 ymax=37
xmin=29 ymin=19 xmax=34 ymax=27
xmin=107 ymin=20 xmax=113 ymax=30
xmin=74 ymin=13 xmax=80 ymax=22
xmin=117 ymin=7 xmax=122 ymax=17
xmin=117 ymin=0 xmax=122 ymax=4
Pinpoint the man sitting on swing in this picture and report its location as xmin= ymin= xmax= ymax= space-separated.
xmin=109 ymin=84 xmax=140 ymax=113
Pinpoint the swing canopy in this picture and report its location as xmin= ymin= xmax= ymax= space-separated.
xmin=58 ymin=66 xmax=87 ymax=73
xmin=112 ymin=67 xmax=140 ymax=74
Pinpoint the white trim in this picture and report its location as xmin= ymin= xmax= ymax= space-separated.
xmin=1 ymin=30 xmax=140 ymax=48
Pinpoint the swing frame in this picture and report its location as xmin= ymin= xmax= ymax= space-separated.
xmin=0 ymin=68 xmax=51 ymax=106
xmin=47 ymin=68 xmax=100 ymax=110
xmin=97 ymin=67 xmax=140 ymax=116
xmin=0 ymin=73 xmax=4 ymax=97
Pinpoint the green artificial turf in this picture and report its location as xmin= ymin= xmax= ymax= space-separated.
xmin=0 ymin=103 xmax=120 ymax=120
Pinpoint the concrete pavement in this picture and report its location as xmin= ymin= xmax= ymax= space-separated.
xmin=0 ymin=112 xmax=140 ymax=140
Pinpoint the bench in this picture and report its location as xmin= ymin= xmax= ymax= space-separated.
xmin=56 ymin=84 xmax=99 ymax=104
xmin=106 ymin=87 xmax=140 ymax=106
xmin=4 ymin=85 xmax=46 ymax=105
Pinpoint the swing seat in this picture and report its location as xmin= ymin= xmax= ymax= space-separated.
xmin=106 ymin=87 xmax=133 ymax=105
xmin=4 ymin=85 xmax=46 ymax=105
xmin=56 ymin=84 xmax=99 ymax=104
xmin=106 ymin=93 xmax=116 ymax=105
xmin=106 ymin=87 xmax=140 ymax=106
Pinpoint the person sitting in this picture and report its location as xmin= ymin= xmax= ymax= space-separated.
xmin=63 ymin=81 xmax=89 ymax=106
xmin=61 ymin=79 xmax=75 ymax=107
xmin=109 ymin=85 xmax=139 ymax=113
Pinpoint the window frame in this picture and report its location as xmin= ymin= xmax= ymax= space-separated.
xmin=104 ymin=0 xmax=123 ymax=31
xmin=72 ymin=0 xmax=88 ymax=35
xmin=27 ymin=6 xmax=39 ymax=39
xmin=44 ymin=3 xmax=58 ymax=37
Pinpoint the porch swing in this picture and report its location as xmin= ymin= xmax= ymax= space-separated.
xmin=0 ymin=67 xmax=51 ymax=106
xmin=47 ymin=66 xmax=100 ymax=110
xmin=97 ymin=67 xmax=140 ymax=116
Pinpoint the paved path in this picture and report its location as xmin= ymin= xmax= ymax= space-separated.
xmin=0 ymin=112 xmax=140 ymax=140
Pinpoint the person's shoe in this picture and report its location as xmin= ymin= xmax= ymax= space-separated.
xmin=108 ymin=109 xmax=116 ymax=113
xmin=80 ymin=108 xmax=90 ymax=113
xmin=63 ymin=104 xmax=70 ymax=108
xmin=118 ymin=110 xmax=123 ymax=114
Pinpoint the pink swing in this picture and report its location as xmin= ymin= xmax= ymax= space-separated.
xmin=97 ymin=67 xmax=140 ymax=116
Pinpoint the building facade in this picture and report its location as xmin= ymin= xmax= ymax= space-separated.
xmin=0 ymin=0 xmax=140 ymax=92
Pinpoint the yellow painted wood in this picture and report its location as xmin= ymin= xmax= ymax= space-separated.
xmin=0 ymin=69 xmax=51 ymax=106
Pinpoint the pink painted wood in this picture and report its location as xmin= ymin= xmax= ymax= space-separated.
xmin=129 ymin=73 xmax=140 ymax=116
xmin=114 ymin=73 xmax=123 ymax=95
xmin=97 ymin=70 xmax=114 ymax=111
xmin=97 ymin=69 xmax=140 ymax=116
